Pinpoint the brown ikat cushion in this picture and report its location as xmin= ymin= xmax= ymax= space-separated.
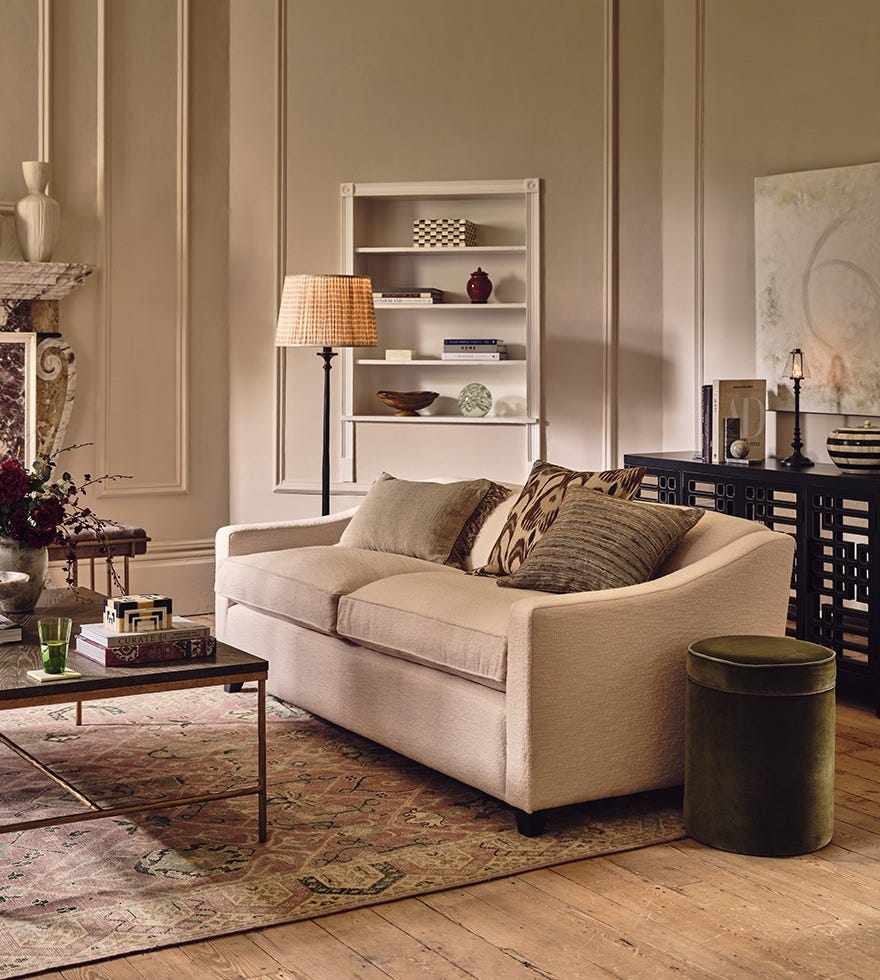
xmin=497 ymin=488 xmax=704 ymax=593
xmin=473 ymin=460 xmax=646 ymax=577
xmin=339 ymin=473 xmax=511 ymax=570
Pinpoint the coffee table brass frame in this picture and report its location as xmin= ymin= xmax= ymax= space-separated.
xmin=0 ymin=592 xmax=269 ymax=842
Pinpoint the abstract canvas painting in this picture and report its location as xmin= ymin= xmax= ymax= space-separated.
xmin=0 ymin=332 xmax=37 ymax=463
xmin=755 ymin=161 xmax=880 ymax=414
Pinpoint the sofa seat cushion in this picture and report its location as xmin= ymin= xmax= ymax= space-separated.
xmin=215 ymin=546 xmax=457 ymax=635
xmin=337 ymin=571 xmax=545 ymax=691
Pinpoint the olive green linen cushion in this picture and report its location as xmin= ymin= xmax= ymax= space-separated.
xmin=339 ymin=473 xmax=510 ymax=569
xmin=685 ymin=635 xmax=836 ymax=857
xmin=473 ymin=459 xmax=646 ymax=577
xmin=497 ymin=488 xmax=703 ymax=593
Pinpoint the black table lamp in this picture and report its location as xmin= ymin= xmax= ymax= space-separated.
xmin=779 ymin=347 xmax=814 ymax=468
xmin=274 ymin=274 xmax=377 ymax=514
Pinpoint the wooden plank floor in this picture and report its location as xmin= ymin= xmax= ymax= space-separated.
xmin=33 ymin=691 xmax=880 ymax=980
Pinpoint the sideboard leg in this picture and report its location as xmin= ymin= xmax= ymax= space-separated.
xmin=224 ymin=683 xmax=244 ymax=693
xmin=514 ymin=808 xmax=547 ymax=837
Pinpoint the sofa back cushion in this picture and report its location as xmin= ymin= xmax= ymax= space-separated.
xmin=339 ymin=473 xmax=510 ymax=569
xmin=473 ymin=460 xmax=646 ymax=577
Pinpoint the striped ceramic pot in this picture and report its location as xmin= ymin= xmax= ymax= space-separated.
xmin=826 ymin=420 xmax=880 ymax=475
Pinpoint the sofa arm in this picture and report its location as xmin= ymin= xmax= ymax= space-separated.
xmin=215 ymin=508 xmax=358 ymax=564
xmin=503 ymin=529 xmax=795 ymax=812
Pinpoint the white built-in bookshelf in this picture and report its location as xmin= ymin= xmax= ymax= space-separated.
xmin=339 ymin=179 xmax=541 ymax=484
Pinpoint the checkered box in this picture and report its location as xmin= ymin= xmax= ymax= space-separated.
xmin=412 ymin=218 xmax=477 ymax=247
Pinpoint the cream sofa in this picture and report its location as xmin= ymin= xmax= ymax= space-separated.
xmin=214 ymin=488 xmax=795 ymax=835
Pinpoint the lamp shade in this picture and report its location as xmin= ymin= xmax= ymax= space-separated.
xmin=275 ymin=274 xmax=377 ymax=348
xmin=783 ymin=347 xmax=810 ymax=381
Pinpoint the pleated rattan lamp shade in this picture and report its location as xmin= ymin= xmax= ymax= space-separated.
xmin=274 ymin=274 xmax=377 ymax=348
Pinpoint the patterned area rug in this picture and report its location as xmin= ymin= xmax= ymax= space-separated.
xmin=0 ymin=686 xmax=685 ymax=978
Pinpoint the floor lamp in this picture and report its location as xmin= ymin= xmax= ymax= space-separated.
xmin=274 ymin=274 xmax=377 ymax=515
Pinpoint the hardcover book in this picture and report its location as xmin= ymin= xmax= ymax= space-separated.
xmin=700 ymin=384 xmax=713 ymax=462
xmin=75 ymin=633 xmax=216 ymax=667
xmin=79 ymin=616 xmax=209 ymax=648
xmin=0 ymin=613 xmax=22 ymax=644
xmin=711 ymin=379 xmax=767 ymax=462
xmin=441 ymin=351 xmax=508 ymax=361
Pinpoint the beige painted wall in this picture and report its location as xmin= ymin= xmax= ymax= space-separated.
xmin=0 ymin=0 xmax=229 ymax=612
xmin=229 ymin=0 xmax=665 ymax=524
xmin=662 ymin=0 xmax=880 ymax=461
xmin=5 ymin=0 xmax=876 ymax=590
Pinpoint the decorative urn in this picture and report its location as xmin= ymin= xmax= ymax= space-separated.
xmin=466 ymin=267 xmax=492 ymax=303
xmin=826 ymin=420 xmax=880 ymax=475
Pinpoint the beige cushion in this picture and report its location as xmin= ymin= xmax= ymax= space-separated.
xmin=215 ymin=546 xmax=456 ymax=634
xmin=339 ymin=473 xmax=510 ymax=569
xmin=337 ymin=571 xmax=545 ymax=691
xmin=498 ymin=488 xmax=704 ymax=593
xmin=474 ymin=459 xmax=646 ymax=577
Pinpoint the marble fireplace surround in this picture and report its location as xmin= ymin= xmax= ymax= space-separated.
xmin=0 ymin=261 xmax=93 ymax=459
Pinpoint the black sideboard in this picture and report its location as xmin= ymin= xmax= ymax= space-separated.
xmin=624 ymin=451 xmax=880 ymax=712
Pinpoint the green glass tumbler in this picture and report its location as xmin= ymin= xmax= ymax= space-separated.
xmin=38 ymin=617 xmax=73 ymax=674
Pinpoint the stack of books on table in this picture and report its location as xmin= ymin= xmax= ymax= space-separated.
xmin=0 ymin=613 xmax=22 ymax=644
xmin=75 ymin=617 xmax=216 ymax=666
xmin=442 ymin=339 xmax=507 ymax=361
xmin=373 ymin=288 xmax=443 ymax=306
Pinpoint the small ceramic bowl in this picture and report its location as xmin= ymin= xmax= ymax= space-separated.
xmin=0 ymin=571 xmax=29 ymax=600
xmin=376 ymin=390 xmax=439 ymax=417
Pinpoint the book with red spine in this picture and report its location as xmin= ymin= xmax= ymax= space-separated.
xmin=74 ymin=633 xmax=216 ymax=667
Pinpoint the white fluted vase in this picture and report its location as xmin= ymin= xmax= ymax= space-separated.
xmin=15 ymin=161 xmax=60 ymax=262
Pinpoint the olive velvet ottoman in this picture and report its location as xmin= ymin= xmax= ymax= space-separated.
xmin=685 ymin=635 xmax=836 ymax=857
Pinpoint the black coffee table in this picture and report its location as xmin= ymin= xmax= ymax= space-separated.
xmin=0 ymin=589 xmax=269 ymax=841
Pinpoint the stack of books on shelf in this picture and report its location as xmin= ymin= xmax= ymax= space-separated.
xmin=373 ymin=288 xmax=443 ymax=306
xmin=76 ymin=593 xmax=216 ymax=666
xmin=0 ymin=613 xmax=22 ymax=644
xmin=442 ymin=339 xmax=507 ymax=361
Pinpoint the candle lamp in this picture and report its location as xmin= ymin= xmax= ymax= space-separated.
xmin=779 ymin=347 xmax=814 ymax=468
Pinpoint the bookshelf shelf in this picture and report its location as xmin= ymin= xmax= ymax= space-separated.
xmin=357 ymin=245 xmax=525 ymax=254
xmin=345 ymin=415 xmax=537 ymax=425
xmin=372 ymin=302 xmax=526 ymax=310
xmin=356 ymin=359 xmax=526 ymax=366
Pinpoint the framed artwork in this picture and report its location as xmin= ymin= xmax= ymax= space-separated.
xmin=0 ymin=332 xmax=37 ymax=463
xmin=755 ymin=161 xmax=880 ymax=415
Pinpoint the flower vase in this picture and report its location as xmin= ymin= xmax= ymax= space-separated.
xmin=0 ymin=538 xmax=48 ymax=612
xmin=15 ymin=161 xmax=60 ymax=262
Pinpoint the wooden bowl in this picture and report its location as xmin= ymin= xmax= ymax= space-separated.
xmin=376 ymin=390 xmax=439 ymax=417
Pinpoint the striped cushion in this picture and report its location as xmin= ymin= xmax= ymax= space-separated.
xmin=497 ymin=488 xmax=704 ymax=593
xmin=473 ymin=460 xmax=646 ymax=577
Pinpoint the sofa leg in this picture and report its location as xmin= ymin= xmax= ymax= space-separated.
xmin=514 ymin=808 xmax=547 ymax=837
xmin=223 ymin=683 xmax=244 ymax=693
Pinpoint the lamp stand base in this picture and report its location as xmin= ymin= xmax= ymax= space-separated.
xmin=779 ymin=452 xmax=814 ymax=468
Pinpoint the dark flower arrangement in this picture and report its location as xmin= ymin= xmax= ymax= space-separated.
xmin=0 ymin=446 xmax=129 ymax=587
